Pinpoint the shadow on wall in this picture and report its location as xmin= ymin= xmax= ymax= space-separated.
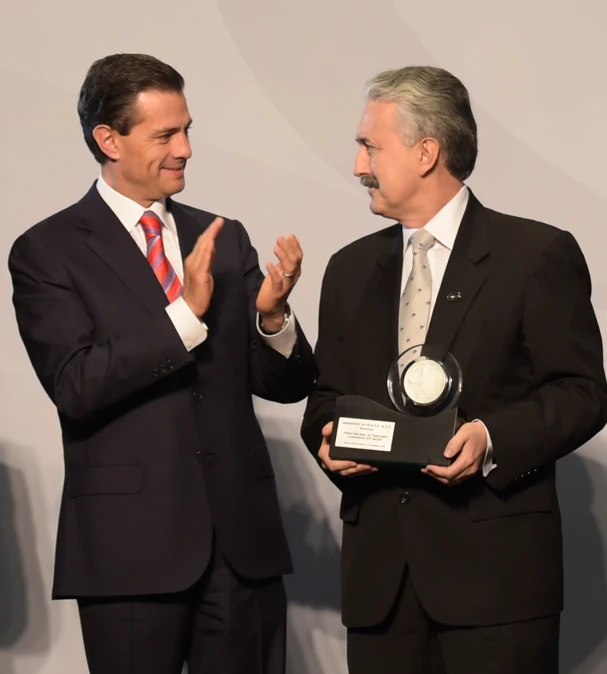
xmin=558 ymin=445 xmax=607 ymax=674
xmin=263 ymin=418 xmax=346 ymax=674
xmin=0 ymin=443 xmax=52 ymax=674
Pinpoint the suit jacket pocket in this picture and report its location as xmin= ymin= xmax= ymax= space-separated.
xmin=339 ymin=489 xmax=360 ymax=524
xmin=468 ymin=480 xmax=552 ymax=522
xmin=66 ymin=465 xmax=143 ymax=497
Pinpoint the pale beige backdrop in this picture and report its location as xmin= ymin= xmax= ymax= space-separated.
xmin=1 ymin=1 xmax=607 ymax=673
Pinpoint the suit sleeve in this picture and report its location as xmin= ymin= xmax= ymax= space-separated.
xmin=236 ymin=221 xmax=317 ymax=403
xmin=8 ymin=232 xmax=195 ymax=422
xmin=484 ymin=230 xmax=607 ymax=489
xmin=300 ymin=255 xmax=351 ymax=489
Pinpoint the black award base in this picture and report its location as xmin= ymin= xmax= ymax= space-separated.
xmin=329 ymin=395 xmax=456 ymax=468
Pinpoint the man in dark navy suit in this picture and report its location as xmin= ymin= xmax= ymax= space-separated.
xmin=9 ymin=53 xmax=316 ymax=674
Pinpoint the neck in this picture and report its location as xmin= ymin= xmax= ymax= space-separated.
xmin=397 ymin=176 xmax=463 ymax=229
xmin=100 ymin=164 xmax=155 ymax=208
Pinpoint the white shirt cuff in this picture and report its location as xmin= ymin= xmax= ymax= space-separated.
xmin=472 ymin=419 xmax=497 ymax=477
xmin=165 ymin=297 xmax=208 ymax=352
xmin=256 ymin=312 xmax=297 ymax=359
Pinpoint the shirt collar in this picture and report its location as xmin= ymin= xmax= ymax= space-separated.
xmin=402 ymin=185 xmax=469 ymax=250
xmin=96 ymin=174 xmax=175 ymax=235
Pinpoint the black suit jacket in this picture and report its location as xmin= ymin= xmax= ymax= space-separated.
xmin=9 ymin=184 xmax=316 ymax=599
xmin=301 ymin=193 xmax=607 ymax=628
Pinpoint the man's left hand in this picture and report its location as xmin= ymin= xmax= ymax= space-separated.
xmin=256 ymin=234 xmax=303 ymax=332
xmin=422 ymin=422 xmax=487 ymax=487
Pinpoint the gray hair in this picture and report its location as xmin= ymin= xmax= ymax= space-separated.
xmin=364 ymin=66 xmax=478 ymax=181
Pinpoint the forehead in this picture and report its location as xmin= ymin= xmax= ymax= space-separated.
xmin=130 ymin=90 xmax=190 ymax=127
xmin=356 ymin=99 xmax=399 ymax=139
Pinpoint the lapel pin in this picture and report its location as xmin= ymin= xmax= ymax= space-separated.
xmin=446 ymin=291 xmax=462 ymax=302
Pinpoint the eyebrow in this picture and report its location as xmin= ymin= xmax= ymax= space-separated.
xmin=154 ymin=119 xmax=193 ymax=137
xmin=355 ymin=135 xmax=376 ymax=146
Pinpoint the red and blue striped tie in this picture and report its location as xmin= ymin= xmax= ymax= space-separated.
xmin=140 ymin=211 xmax=183 ymax=303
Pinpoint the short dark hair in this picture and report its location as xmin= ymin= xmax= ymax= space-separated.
xmin=77 ymin=53 xmax=185 ymax=163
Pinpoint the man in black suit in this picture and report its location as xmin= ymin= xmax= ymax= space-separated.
xmin=301 ymin=66 xmax=607 ymax=673
xmin=8 ymin=53 xmax=316 ymax=674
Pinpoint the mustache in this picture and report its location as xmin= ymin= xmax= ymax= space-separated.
xmin=360 ymin=175 xmax=379 ymax=189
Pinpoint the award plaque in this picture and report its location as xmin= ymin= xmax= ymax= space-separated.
xmin=329 ymin=344 xmax=463 ymax=467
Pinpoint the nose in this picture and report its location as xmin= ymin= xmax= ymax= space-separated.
xmin=173 ymin=131 xmax=192 ymax=160
xmin=353 ymin=146 xmax=369 ymax=177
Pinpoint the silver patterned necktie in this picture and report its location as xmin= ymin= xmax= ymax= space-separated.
xmin=398 ymin=228 xmax=437 ymax=359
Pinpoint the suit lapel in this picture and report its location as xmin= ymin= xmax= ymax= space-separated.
xmin=425 ymin=192 xmax=489 ymax=356
xmin=76 ymin=186 xmax=220 ymax=317
xmin=170 ymin=200 xmax=230 ymax=333
xmin=77 ymin=185 xmax=170 ymax=316
xmin=169 ymin=200 xmax=202 ymax=263
xmin=362 ymin=225 xmax=404 ymax=387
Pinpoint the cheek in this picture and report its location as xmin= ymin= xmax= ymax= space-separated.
xmin=151 ymin=151 xmax=168 ymax=173
xmin=380 ymin=163 xmax=412 ymax=196
xmin=121 ymin=154 xmax=142 ymax=180
xmin=373 ymin=164 xmax=394 ymax=194
xmin=369 ymin=155 xmax=378 ymax=175
xmin=371 ymin=156 xmax=391 ymax=183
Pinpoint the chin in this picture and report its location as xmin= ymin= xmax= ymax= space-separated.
xmin=369 ymin=199 xmax=387 ymax=217
xmin=163 ymin=177 xmax=186 ymax=198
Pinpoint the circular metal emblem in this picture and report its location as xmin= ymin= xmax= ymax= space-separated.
xmin=403 ymin=359 xmax=448 ymax=406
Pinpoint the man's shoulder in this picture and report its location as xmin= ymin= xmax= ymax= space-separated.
xmin=16 ymin=201 xmax=84 ymax=249
xmin=483 ymin=205 xmax=569 ymax=251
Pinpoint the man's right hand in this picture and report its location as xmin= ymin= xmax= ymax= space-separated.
xmin=182 ymin=217 xmax=224 ymax=318
xmin=318 ymin=422 xmax=378 ymax=478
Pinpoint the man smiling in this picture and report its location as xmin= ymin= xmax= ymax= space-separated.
xmin=8 ymin=53 xmax=316 ymax=674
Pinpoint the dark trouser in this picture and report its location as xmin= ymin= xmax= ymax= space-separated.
xmin=77 ymin=543 xmax=286 ymax=674
xmin=347 ymin=569 xmax=559 ymax=674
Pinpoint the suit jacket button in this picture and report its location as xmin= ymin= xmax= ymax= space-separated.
xmin=399 ymin=491 xmax=411 ymax=505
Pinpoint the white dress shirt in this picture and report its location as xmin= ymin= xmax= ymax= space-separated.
xmin=401 ymin=186 xmax=496 ymax=476
xmin=96 ymin=176 xmax=297 ymax=358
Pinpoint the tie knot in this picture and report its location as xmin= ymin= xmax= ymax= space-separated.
xmin=411 ymin=228 xmax=436 ymax=252
xmin=140 ymin=211 xmax=163 ymax=240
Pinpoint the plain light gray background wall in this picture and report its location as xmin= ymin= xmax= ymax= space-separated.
xmin=1 ymin=1 xmax=607 ymax=672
